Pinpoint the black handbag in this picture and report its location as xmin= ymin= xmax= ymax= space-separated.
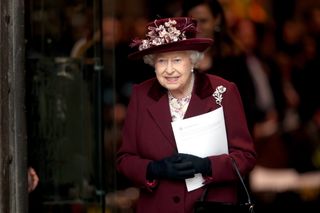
xmin=194 ymin=158 xmax=255 ymax=213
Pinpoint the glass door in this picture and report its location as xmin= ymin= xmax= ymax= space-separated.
xmin=26 ymin=0 xmax=108 ymax=212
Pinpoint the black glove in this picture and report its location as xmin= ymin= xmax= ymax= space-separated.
xmin=178 ymin=153 xmax=212 ymax=176
xmin=147 ymin=154 xmax=196 ymax=180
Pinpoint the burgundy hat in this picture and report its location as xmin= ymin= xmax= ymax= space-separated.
xmin=128 ymin=17 xmax=213 ymax=59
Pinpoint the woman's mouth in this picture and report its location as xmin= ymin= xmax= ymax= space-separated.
xmin=165 ymin=76 xmax=179 ymax=83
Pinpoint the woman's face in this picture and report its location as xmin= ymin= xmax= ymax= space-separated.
xmin=188 ymin=4 xmax=217 ymax=38
xmin=154 ymin=51 xmax=194 ymax=98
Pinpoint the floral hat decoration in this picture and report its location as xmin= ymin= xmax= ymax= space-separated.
xmin=128 ymin=17 xmax=214 ymax=59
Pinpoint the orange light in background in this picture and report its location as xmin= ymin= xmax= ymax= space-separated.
xmin=248 ymin=0 xmax=268 ymax=23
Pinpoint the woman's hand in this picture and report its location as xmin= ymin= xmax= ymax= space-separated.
xmin=147 ymin=154 xmax=196 ymax=180
xmin=177 ymin=153 xmax=212 ymax=176
xmin=28 ymin=167 xmax=39 ymax=193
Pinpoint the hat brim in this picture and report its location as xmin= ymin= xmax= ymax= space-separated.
xmin=128 ymin=38 xmax=213 ymax=60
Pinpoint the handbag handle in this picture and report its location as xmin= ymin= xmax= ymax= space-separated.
xmin=200 ymin=158 xmax=253 ymax=207
xmin=231 ymin=158 xmax=253 ymax=205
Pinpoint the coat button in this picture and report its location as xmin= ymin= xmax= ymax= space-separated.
xmin=173 ymin=196 xmax=180 ymax=203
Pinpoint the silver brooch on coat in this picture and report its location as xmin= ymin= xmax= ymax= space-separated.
xmin=213 ymin=85 xmax=226 ymax=106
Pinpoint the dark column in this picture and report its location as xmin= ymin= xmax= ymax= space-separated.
xmin=0 ymin=0 xmax=27 ymax=212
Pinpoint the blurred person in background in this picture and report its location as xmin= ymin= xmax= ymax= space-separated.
xmin=271 ymin=16 xmax=320 ymax=173
xmin=233 ymin=18 xmax=286 ymax=143
xmin=236 ymin=8 xmax=320 ymax=213
xmin=181 ymin=0 xmax=257 ymax=134
xmin=304 ymin=6 xmax=320 ymax=58
xmin=116 ymin=16 xmax=256 ymax=213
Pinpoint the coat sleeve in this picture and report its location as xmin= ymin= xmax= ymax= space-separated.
xmin=116 ymin=85 xmax=152 ymax=189
xmin=207 ymin=82 xmax=257 ymax=183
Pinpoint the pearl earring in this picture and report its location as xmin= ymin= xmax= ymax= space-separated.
xmin=191 ymin=67 xmax=194 ymax=73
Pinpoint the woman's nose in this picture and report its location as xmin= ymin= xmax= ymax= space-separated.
xmin=165 ymin=61 xmax=175 ymax=73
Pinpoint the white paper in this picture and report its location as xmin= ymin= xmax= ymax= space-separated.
xmin=171 ymin=107 xmax=229 ymax=191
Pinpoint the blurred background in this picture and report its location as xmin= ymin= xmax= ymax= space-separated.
xmin=22 ymin=0 xmax=320 ymax=212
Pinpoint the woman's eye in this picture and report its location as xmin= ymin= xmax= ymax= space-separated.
xmin=157 ymin=59 xmax=166 ymax=64
xmin=173 ymin=58 xmax=181 ymax=63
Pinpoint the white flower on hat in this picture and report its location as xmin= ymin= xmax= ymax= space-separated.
xmin=137 ymin=18 xmax=188 ymax=50
xmin=128 ymin=17 xmax=212 ymax=59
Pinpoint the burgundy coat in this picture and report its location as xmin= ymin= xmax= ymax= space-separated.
xmin=117 ymin=72 xmax=256 ymax=213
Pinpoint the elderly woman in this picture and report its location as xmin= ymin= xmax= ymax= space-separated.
xmin=116 ymin=17 xmax=256 ymax=213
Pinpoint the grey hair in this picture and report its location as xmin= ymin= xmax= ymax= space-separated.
xmin=143 ymin=54 xmax=155 ymax=66
xmin=143 ymin=51 xmax=204 ymax=67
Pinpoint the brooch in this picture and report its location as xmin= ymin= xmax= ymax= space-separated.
xmin=213 ymin=85 xmax=226 ymax=106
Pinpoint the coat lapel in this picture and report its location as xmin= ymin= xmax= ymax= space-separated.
xmin=147 ymin=95 xmax=177 ymax=148
xmin=185 ymin=72 xmax=218 ymax=118
xmin=147 ymin=80 xmax=177 ymax=148
xmin=184 ymin=94 xmax=215 ymax=119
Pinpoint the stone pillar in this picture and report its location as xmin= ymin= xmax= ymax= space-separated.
xmin=0 ymin=0 xmax=27 ymax=212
